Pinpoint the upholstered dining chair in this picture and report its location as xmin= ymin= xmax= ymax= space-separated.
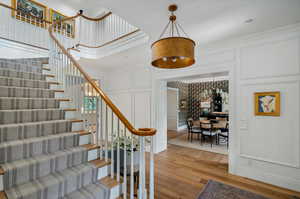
xmin=218 ymin=122 xmax=229 ymax=148
xmin=200 ymin=121 xmax=219 ymax=147
xmin=186 ymin=119 xmax=202 ymax=142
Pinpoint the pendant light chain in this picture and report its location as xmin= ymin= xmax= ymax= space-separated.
xmin=159 ymin=20 xmax=171 ymax=39
xmin=174 ymin=21 xmax=181 ymax=37
xmin=176 ymin=22 xmax=190 ymax=38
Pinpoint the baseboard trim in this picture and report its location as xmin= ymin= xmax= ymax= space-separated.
xmin=236 ymin=165 xmax=300 ymax=192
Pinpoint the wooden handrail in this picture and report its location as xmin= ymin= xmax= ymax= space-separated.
xmin=76 ymin=29 xmax=140 ymax=49
xmin=48 ymin=13 xmax=156 ymax=137
xmin=81 ymin=11 xmax=112 ymax=21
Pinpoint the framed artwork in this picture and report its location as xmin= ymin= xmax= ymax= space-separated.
xmin=254 ymin=92 xmax=280 ymax=116
xmin=11 ymin=0 xmax=47 ymax=27
xmin=49 ymin=9 xmax=75 ymax=38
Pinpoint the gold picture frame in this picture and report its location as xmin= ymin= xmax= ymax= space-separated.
xmin=49 ymin=8 xmax=75 ymax=38
xmin=254 ymin=91 xmax=280 ymax=116
xmin=11 ymin=0 xmax=47 ymax=28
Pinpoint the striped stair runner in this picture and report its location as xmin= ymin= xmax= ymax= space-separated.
xmin=0 ymin=58 xmax=110 ymax=199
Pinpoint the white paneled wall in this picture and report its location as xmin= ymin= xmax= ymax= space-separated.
xmin=89 ymin=24 xmax=300 ymax=191
xmin=235 ymin=32 xmax=300 ymax=191
xmin=104 ymin=68 xmax=152 ymax=129
xmin=240 ymin=37 xmax=300 ymax=79
xmin=150 ymin=24 xmax=300 ymax=192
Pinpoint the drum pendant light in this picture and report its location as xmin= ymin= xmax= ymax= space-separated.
xmin=151 ymin=4 xmax=195 ymax=69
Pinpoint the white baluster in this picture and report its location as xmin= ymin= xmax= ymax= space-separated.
xmin=123 ymin=127 xmax=127 ymax=199
xmin=139 ymin=137 xmax=146 ymax=199
xmin=105 ymin=105 xmax=108 ymax=161
xmin=100 ymin=98 xmax=103 ymax=160
xmin=130 ymin=134 xmax=134 ymax=199
xmin=96 ymin=96 xmax=100 ymax=151
xmin=117 ymin=119 xmax=120 ymax=182
xmin=149 ymin=136 xmax=154 ymax=199
xmin=111 ymin=112 xmax=114 ymax=178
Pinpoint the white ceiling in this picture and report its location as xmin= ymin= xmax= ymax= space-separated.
xmin=64 ymin=0 xmax=300 ymax=44
xmin=68 ymin=0 xmax=300 ymax=71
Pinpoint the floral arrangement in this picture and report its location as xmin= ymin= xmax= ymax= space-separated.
xmin=112 ymin=130 xmax=151 ymax=152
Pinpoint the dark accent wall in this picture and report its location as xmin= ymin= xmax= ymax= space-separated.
xmin=188 ymin=80 xmax=229 ymax=120
xmin=168 ymin=80 xmax=229 ymax=122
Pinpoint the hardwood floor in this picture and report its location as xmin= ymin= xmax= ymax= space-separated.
xmin=147 ymin=144 xmax=300 ymax=199
xmin=167 ymin=130 xmax=187 ymax=141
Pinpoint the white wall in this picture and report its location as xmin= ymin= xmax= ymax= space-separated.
xmin=234 ymin=27 xmax=300 ymax=192
xmin=103 ymin=67 xmax=152 ymax=129
xmin=167 ymin=88 xmax=179 ymax=131
xmin=151 ymin=23 xmax=300 ymax=192
xmin=72 ymin=22 xmax=300 ymax=192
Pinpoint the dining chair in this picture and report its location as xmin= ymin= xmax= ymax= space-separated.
xmin=216 ymin=117 xmax=227 ymax=121
xmin=186 ymin=119 xmax=202 ymax=142
xmin=218 ymin=122 xmax=229 ymax=148
xmin=200 ymin=121 xmax=219 ymax=147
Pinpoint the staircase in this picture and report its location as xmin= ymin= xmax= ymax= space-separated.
xmin=0 ymin=58 xmax=120 ymax=199
xmin=0 ymin=3 xmax=156 ymax=199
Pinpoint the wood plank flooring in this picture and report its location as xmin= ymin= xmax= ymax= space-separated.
xmin=147 ymin=143 xmax=300 ymax=199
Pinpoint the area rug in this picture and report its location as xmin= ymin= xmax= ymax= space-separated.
xmin=168 ymin=133 xmax=228 ymax=155
xmin=197 ymin=180 xmax=270 ymax=199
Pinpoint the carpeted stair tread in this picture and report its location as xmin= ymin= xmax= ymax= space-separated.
xmin=2 ymin=146 xmax=88 ymax=189
xmin=0 ymin=119 xmax=72 ymax=143
xmin=0 ymin=63 xmax=43 ymax=74
xmin=0 ymin=77 xmax=51 ymax=89
xmin=0 ymin=109 xmax=65 ymax=124
xmin=0 ymin=69 xmax=47 ymax=81
xmin=0 ymin=86 xmax=56 ymax=98
xmin=4 ymin=163 xmax=98 ymax=199
xmin=0 ymin=97 xmax=61 ymax=110
xmin=0 ymin=132 xmax=79 ymax=164
xmin=0 ymin=57 xmax=110 ymax=199
xmin=63 ymin=182 xmax=110 ymax=199
xmin=0 ymin=58 xmax=46 ymax=65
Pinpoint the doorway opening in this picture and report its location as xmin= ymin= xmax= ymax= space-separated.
xmin=166 ymin=72 xmax=230 ymax=156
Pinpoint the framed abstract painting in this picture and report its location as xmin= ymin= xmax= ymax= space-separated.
xmin=11 ymin=0 xmax=47 ymax=27
xmin=254 ymin=91 xmax=280 ymax=116
xmin=49 ymin=8 xmax=75 ymax=38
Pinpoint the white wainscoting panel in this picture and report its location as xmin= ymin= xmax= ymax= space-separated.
xmin=134 ymin=92 xmax=151 ymax=128
xmin=109 ymin=93 xmax=133 ymax=123
xmin=240 ymin=80 xmax=300 ymax=168
xmin=240 ymin=37 xmax=300 ymax=79
xmin=105 ymin=72 xmax=133 ymax=91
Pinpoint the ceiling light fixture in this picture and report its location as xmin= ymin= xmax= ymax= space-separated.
xmin=151 ymin=4 xmax=195 ymax=69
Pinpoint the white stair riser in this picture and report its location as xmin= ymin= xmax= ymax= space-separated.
xmin=65 ymin=111 xmax=77 ymax=119
xmin=88 ymin=148 xmax=98 ymax=161
xmin=55 ymin=92 xmax=65 ymax=98
xmin=110 ymin=182 xmax=124 ymax=199
xmin=79 ymin=134 xmax=90 ymax=145
xmin=59 ymin=101 xmax=71 ymax=109
xmin=72 ymin=122 xmax=84 ymax=131
xmin=98 ymin=165 xmax=109 ymax=180
xmin=49 ymin=84 xmax=62 ymax=90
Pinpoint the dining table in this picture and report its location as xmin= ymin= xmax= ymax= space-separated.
xmin=194 ymin=119 xmax=227 ymax=129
